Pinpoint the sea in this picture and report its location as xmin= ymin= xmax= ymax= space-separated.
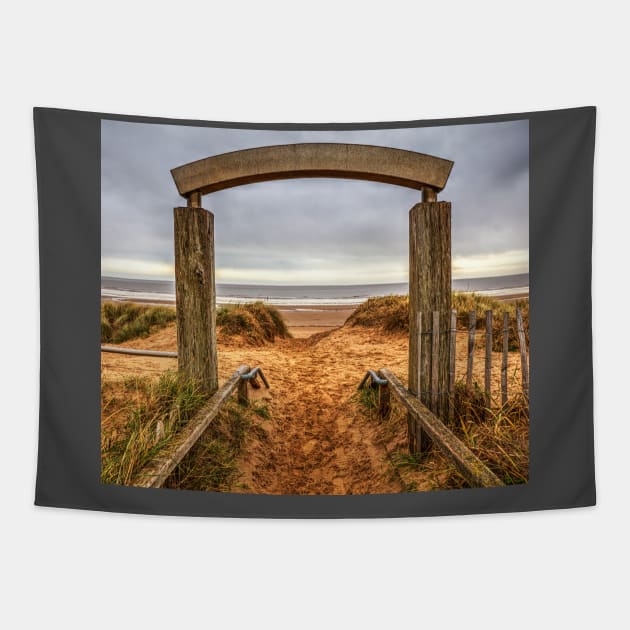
xmin=101 ymin=273 xmax=529 ymax=307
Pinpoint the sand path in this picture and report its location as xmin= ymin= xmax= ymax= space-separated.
xmin=101 ymin=322 xmax=525 ymax=494
xmin=220 ymin=329 xmax=408 ymax=495
xmin=102 ymin=323 xmax=407 ymax=494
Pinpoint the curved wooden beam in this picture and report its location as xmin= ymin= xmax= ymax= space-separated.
xmin=171 ymin=143 xmax=453 ymax=197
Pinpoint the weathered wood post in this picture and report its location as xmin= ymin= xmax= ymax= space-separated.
xmin=516 ymin=307 xmax=529 ymax=401
xmin=409 ymin=196 xmax=451 ymax=452
xmin=501 ymin=311 xmax=509 ymax=407
xmin=377 ymin=382 xmax=390 ymax=421
xmin=484 ymin=310 xmax=493 ymax=407
xmin=237 ymin=376 xmax=249 ymax=406
xmin=466 ymin=310 xmax=476 ymax=390
xmin=173 ymin=198 xmax=218 ymax=395
xmin=448 ymin=309 xmax=457 ymax=423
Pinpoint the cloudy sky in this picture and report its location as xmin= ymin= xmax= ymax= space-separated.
xmin=101 ymin=119 xmax=528 ymax=285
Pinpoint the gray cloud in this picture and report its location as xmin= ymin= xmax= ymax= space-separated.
xmin=101 ymin=119 xmax=528 ymax=282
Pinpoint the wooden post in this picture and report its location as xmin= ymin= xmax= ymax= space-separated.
xmin=466 ymin=310 xmax=476 ymax=390
xmin=411 ymin=312 xmax=422 ymax=453
xmin=378 ymin=383 xmax=390 ymax=421
xmin=516 ymin=307 xmax=529 ymax=400
xmin=448 ymin=309 xmax=457 ymax=423
xmin=431 ymin=310 xmax=440 ymax=413
xmin=408 ymin=201 xmax=452 ymax=438
xmin=485 ymin=310 xmax=493 ymax=408
xmin=501 ymin=311 xmax=509 ymax=407
xmin=173 ymin=206 xmax=218 ymax=395
xmin=238 ymin=377 xmax=249 ymax=405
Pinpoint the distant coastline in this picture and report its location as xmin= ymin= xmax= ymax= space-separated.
xmin=101 ymin=273 xmax=529 ymax=307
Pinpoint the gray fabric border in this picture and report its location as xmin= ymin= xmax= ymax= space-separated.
xmin=33 ymin=106 xmax=596 ymax=518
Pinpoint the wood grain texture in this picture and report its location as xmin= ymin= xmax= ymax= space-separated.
xmin=501 ymin=311 xmax=509 ymax=407
xmin=408 ymin=202 xmax=451 ymax=426
xmin=431 ymin=310 xmax=440 ymax=412
xmin=485 ymin=310 xmax=493 ymax=407
xmin=448 ymin=309 xmax=457 ymax=423
xmin=379 ymin=369 xmax=504 ymax=488
xmin=173 ymin=206 xmax=218 ymax=395
xmin=516 ymin=307 xmax=529 ymax=399
xmin=466 ymin=310 xmax=476 ymax=390
xmin=171 ymin=143 xmax=454 ymax=196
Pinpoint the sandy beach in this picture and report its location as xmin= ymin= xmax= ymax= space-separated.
xmin=274 ymin=305 xmax=354 ymax=337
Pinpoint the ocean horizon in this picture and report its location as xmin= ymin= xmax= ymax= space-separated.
xmin=101 ymin=273 xmax=529 ymax=306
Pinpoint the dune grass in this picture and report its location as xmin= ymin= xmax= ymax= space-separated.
xmin=101 ymin=371 xmax=208 ymax=486
xmin=101 ymin=301 xmax=176 ymax=344
xmin=358 ymin=376 xmax=528 ymax=489
xmin=216 ymin=301 xmax=291 ymax=344
xmin=164 ymin=399 xmax=268 ymax=492
xmin=101 ymin=371 xmax=267 ymax=491
xmin=346 ymin=293 xmax=529 ymax=349
xmin=345 ymin=295 xmax=410 ymax=332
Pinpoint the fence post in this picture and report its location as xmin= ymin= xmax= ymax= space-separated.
xmin=431 ymin=310 xmax=440 ymax=413
xmin=174 ymin=205 xmax=218 ymax=395
xmin=448 ymin=309 xmax=456 ymax=423
xmin=466 ymin=310 xmax=476 ymax=390
xmin=516 ymin=307 xmax=529 ymax=400
xmin=485 ymin=310 xmax=493 ymax=408
xmin=238 ymin=377 xmax=249 ymax=405
xmin=501 ymin=311 xmax=509 ymax=407
xmin=411 ymin=312 xmax=422 ymax=453
xmin=378 ymin=383 xmax=390 ymax=421
xmin=408 ymin=201 xmax=451 ymax=452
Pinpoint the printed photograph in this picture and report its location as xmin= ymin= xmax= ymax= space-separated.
xmin=100 ymin=119 xmax=529 ymax=494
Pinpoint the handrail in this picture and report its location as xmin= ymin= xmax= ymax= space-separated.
xmin=363 ymin=368 xmax=504 ymax=488
xmin=101 ymin=345 xmax=177 ymax=358
xmin=134 ymin=365 xmax=250 ymax=488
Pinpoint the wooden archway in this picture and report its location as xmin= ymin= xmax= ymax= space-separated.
xmin=171 ymin=143 xmax=453 ymax=199
xmin=171 ymin=143 xmax=453 ymax=437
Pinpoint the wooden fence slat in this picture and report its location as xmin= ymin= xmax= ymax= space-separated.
xmin=378 ymin=369 xmax=504 ymax=488
xmin=516 ymin=307 xmax=529 ymax=399
xmin=448 ymin=309 xmax=456 ymax=423
xmin=134 ymin=365 xmax=250 ymax=488
xmin=501 ymin=311 xmax=509 ymax=407
xmin=411 ymin=311 xmax=422 ymax=453
xmin=431 ymin=310 xmax=440 ymax=413
xmin=485 ymin=310 xmax=493 ymax=407
xmin=466 ymin=310 xmax=476 ymax=390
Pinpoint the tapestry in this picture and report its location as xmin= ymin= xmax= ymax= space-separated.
xmin=34 ymin=107 xmax=595 ymax=517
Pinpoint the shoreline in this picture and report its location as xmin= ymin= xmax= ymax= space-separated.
xmin=100 ymin=290 xmax=529 ymax=309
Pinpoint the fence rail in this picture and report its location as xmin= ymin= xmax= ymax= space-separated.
xmin=360 ymin=369 xmax=504 ymax=488
xmin=101 ymin=345 xmax=177 ymax=358
xmin=133 ymin=364 xmax=269 ymax=488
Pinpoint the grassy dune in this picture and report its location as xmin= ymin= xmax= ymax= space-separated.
xmin=216 ymin=301 xmax=292 ymax=344
xmin=101 ymin=301 xmax=176 ymax=344
xmin=346 ymin=293 xmax=529 ymax=349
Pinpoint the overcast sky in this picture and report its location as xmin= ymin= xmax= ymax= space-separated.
xmin=101 ymin=119 xmax=528 ymax=285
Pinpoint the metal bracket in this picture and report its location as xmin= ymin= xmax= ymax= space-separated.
xmin=358 ymin=369 xmax=388 ymax=389
xmin=240 ymin=366 xmax=270 ymax=389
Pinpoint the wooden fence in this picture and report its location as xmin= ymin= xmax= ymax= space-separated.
xmin=416 ymin=306 xmax=529 ymax=421
xmin=360 ymin=369 xmax=504 ymax=488
xmin=133 ymin=364 xmax=269 ymax=488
